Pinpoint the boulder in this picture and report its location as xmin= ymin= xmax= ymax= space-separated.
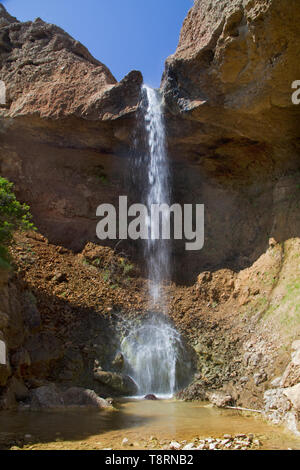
xmin=207 ymin=391 xmax=233 ymax=408
xmin=30 ymin=384 xmax=64 ymax=409
xmin=264 ymin=388 xmax=292 ymax=413
xmin=144 ymin=394 xmax=158 ymax=401
xmin=62 ymin=387 xmax=110 ymax=409
xmin=94 ymin=370 xmax=138 ymax=396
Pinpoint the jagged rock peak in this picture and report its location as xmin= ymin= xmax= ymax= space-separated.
xmin=0 ymin=5 xmax=143 ymax=119
xmin=0 ymin=3 xmax=18 ymax=25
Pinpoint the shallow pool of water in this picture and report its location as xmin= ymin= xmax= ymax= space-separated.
xmin=0 ymin=400 xmax=299 ymax=450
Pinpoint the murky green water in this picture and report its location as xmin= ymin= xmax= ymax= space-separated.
xmin=0 ymin=400 xmax=299 ymax=450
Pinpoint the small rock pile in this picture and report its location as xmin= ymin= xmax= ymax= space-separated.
xmin=168 ymin=434 xmax=260 ymax=451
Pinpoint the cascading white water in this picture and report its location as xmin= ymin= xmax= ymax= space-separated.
xmin=143 ymin=85 xmax=170 ymax=304
xmin=121 ymin=318 xmax=183 ymax=397
xmin=120 ymin=86 xmax=192 ymax=397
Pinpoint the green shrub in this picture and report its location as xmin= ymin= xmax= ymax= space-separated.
xmin=0 ymin=177 xmax=35 ymax=267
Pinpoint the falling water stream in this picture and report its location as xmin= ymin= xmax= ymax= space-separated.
xmin=142 ymin=85 xmax=171 ymax=303
xmin=120 ymin=86 xmax=188 ymax=397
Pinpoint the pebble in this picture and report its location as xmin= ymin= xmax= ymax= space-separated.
xmin=182 ymin=443 xmax=195 ymax=450
xmin=169 ymin=441 xmax=181 ymax=450
xmin=121 ymin=438 xmax=129 ymax=446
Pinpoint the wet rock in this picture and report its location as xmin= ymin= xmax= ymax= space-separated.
xmin=112 ymin=352 xmax=124 ymax=372
xmin=144 ymin=394 xmax=158 ymax=401
xmin=94 ymin=370 xmax=138 ymax=396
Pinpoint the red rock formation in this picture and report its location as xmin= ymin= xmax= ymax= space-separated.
xmin=163 ymin=0 xmax=300 ymax=178
xmin=162 ymin=0 xmax=300 ymax=281
xmin=0 ymin=4 xmax=142 ymax=253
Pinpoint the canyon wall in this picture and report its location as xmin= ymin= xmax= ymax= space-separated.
xmin=163 ymin=0 xmax=300 ymax=281
xmin=0 ymin=0 xmax=299 ymax=428
xmin=0 ymin=4 xmax=142 ymax=254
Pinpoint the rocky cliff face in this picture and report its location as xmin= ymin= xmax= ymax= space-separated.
xmin=163 ymin=0 xmax=300 ymax=280
xmin=0 ymin=3 xmax=142 ymax=254
xmin=163 ymin=0 xmax=300 ymax=169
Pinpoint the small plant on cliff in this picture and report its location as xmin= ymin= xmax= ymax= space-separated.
xmin=0 ymin=177 xmax=35 ymax=268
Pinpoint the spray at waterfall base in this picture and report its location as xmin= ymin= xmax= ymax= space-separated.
xmin=119 ymin=315 xmax=195 ymax=399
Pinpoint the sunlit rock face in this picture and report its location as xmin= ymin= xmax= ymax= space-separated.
xmin=0 ymin=4 xmax=143 ymax=254
xmin=163 ymin=0 xmax=300 ymax=171
xmin=162 ymin=0 xmax=300 ymax=281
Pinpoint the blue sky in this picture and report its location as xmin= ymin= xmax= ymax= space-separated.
xmin=1 ymin=0 xmax=193 ymax=87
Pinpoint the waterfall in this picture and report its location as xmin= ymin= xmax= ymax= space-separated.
xmin=142 ymin=85 xmax=171 ymax=304
xmin=120 ymin=85 xmax=192 ymax=398
xmin=121 ymin=317 xmax=184 ymax=397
